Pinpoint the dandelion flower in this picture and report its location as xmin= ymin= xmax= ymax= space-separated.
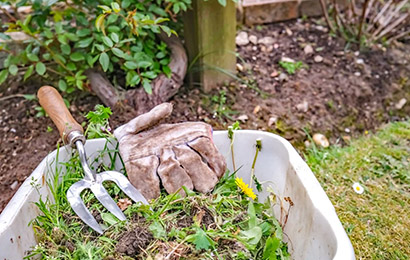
xmin=352 ymin=182 xmax=364 ymax=194
xmin=235 ymin=177 xmax=257 ymax=200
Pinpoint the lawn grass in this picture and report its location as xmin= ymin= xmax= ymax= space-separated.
xmin=305 ymin=121 xmax=410 ymax=259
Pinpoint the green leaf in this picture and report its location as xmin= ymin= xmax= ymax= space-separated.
xmin=24 ymin=65 xmax=34 ymax=81
xmin=110 ymin=32 xmax=119 ymax=43
xmin=27 ymin=53 xmax=39 ymax=62
xmin=141 ymin=71 xmax=157 ymax=79
xmin=67 ymin=62 xmax=77 ymax=71
xmin=102 ymin=36 xmax=114 ymax=48
xmin=101 ymin=212 xmax=118 ymax=226
xmin=137 ymin=61 xmax=152 ymax=69
xmin=262 ymin=236 xmax=280 ymax=260
xmin=186 ymin=228 xmax=214 ymax=250
xmin=142 ymin=79 xmax=152 ymax=94
xmin=87 ymin=55 xmax=99 ymax=67
xmin=43 ymin=28 xmax=53 ymax=39
xmin=121 ymin=0 xmax=131 ymax=8
xmin=0 ymin=70 xmax=8 ymax=85
xmin=111 ymin=2 xmax=120 ymax=13
xmin=148 ymin=221 xmax=166 ymax=239
xmin=61 ymin=44 xmax=71 ymax=55
xmin=239 ymin=226 xmax=262 ymax=247
xmin=98 ymin=5 xmax=112 ymax=13
xmin=248 ymin=201 xmax=257 ymax=228
xmin=57 ymin=34 xmax=68 ymax=45
xmin=23 ymin=94 xmax=36 ymax=101
xmin=162 ymin=65 xmax=171 ymax=78
xmin=99 ymin=53 xmax=109 ymax=72
xmin=0 ymin=33 xmax=11 ymax=41
xmin=76 ymin=28 xmax=91 ymax=37
xmin=76 ymin=37 xmax=93 ymax=48
xmin=8 ymin=65 xmax=18 ymax=76
xmin=124 ymin=61 xmax=138 ymax=70
xmin=111 ymin=48 xmax=124 ymax=58
xmin=218 ymin=0 xmax=227 ymax=6
xmin=35 ymin=62 xmax=46 ymax=76
xmin=58 ymin=79 xmax=67 ymax=92
xmin=70 ymin=52 xmax=85 ymax=62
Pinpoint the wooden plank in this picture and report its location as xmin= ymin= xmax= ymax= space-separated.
xmin=183 ymin=0 xmax=236 ymax=92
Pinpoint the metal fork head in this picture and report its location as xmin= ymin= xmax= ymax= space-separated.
xmin=66 ymin=140 xmax=148 ymax=234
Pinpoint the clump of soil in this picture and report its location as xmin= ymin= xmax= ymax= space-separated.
xmin=116 ymin=224 xmax=154 ymax=256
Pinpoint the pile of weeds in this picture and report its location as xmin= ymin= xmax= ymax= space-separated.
xmin=27 ymin=107 xmax=290 ymax=259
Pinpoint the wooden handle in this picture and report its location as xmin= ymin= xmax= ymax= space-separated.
xmin=38 ymin=86 xmax=83 ymax=144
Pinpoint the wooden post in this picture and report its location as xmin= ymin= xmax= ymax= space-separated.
xmin=183 ymin=0 xmax=236 ymax=92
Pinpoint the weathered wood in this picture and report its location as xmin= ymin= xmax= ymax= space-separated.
xmin=88 ymin=32 xmax=187 ymax=114
xmin=183 ymin=0 xmax=236 ymax=92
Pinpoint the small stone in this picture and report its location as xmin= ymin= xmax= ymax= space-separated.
xmin=278 ymin=73 xmax=288 ymax=82
xmin=304 ymin=140 xmax=311 ymax=148
xmin=344 ymin=128 xmax=351 ymax=133
xmin=313 ymin=133 xmax=330 ymax=148
xmin=236 ymin=31 xmax=249 ymax=46
xmin=268 ymin=116 xmax=278 ymax=126
xmin=249 ymin=35 xmax=258 ymax=45
xmin=285 ymin=27 xmax=293 ymax=36
xmin=270 ymin=70 xmax=279 ymax=77
xmin=304 ymin=44 xmax=314 ymax=55
xmin=342 ymin=136 xmax=351 ymax=142
xmin=258 ymin=36 xmax=275 ymax=46
xmin=237 ymin=114 xmax=249 ymax=122
xmin=296 ymin=101 xmax=309 ymax=112
xmin=10 ymin=181 xmax=19 ymax=190
xmin=273 ymin=43 xmax=279 ymax=49
xmin=354 ymin=51 xmax=360 ymax=56
xmin=267 ymin=45 xmax=274 ymax=52
xmin=252 ymin=46 xmax=258 ymax=51
xmin=314 ymin=55 xmax=323 ymax=63
xmin=395 ymin=98 xmax=407 ymax=110
xmin=252 ymin=56 xmax=257 ymax=61
xmin=356 ymin=58 xmax=364 ymax=64
xmin=10 ymin=128 xmax=16 ymax=133
xmin=236 ymin=63 xmax=244 ymax=72
xmin=354 ymin=72 xmax=361 ymax=76
xmin=281 ymin=57 xmax=295 ymax=63
xmin=261 ymin=46 xmax=267 ymax=52
xmin=253 ymin=105 xmax=261 ymax=114
xmin=335 ymin=51 xmax=345 ymax=57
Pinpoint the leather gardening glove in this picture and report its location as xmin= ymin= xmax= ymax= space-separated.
xmin=113 ymin=103 xmax=226 ymax=200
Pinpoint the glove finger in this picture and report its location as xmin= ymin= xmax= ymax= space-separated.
xmin=157 ymin=147 xmax=194 ymax=196
xmin=187 ymin=136 xmax=227 ymax=178
xmin=114 ymin=103 xmax=173 ymax=142
xmin=126 ymin=155 xmax=160 ymax=200
xmin=172 ymin=144 xmax=218 ymax=193
xmin=123 ymin=122 xmax=212 ymax=160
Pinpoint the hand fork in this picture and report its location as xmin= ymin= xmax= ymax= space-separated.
xmin=38 ymin=86 xmax=148 ymax=234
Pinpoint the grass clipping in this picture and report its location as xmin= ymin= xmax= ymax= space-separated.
xmin=28 ymin=142 xmax=290 ymax=260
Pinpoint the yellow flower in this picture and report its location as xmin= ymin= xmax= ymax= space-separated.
xmin=235 ymin=177 xmax=257 ymax=200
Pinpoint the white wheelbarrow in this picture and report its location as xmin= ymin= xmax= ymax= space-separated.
xmin=0 ymin=130 xmax=355 ymax=259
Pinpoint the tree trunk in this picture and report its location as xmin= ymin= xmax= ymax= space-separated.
xmin=87 ymin=32 xmax=188 ymax=114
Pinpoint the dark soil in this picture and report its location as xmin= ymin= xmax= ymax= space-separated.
xmin=0 ymin=18 xmax=409 ymax=213
xmin=116 ymin=224 xmax=154 ymax=256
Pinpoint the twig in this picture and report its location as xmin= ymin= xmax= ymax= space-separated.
xmin=357 ymin=0 xmax=370 ymax=40
xmin=0 ymin=94 xmax=32 ymax=102
xmin=373 ymin=14 xmax=409 ymax=42
xmin=319 ymin=0 xmax=336 ymax=33
xmin=386 ymin=29 xmax=410 ymax=44
xmin=0 ymin=6 xmax=17 ymax=22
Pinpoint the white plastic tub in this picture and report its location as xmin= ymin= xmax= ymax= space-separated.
xmin=0 ymin=130 xmax=355 ymax=259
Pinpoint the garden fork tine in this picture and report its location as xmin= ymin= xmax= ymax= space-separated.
xmin=38 ymin=86 xmax=148 ymax=234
